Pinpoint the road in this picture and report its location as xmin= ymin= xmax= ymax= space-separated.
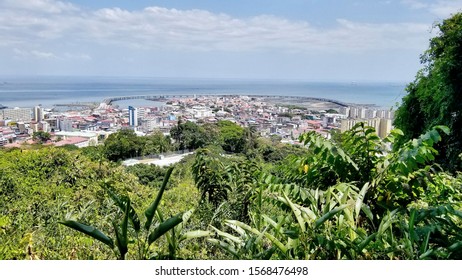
xmin=122 ymin=152 xmax=194 ymax=167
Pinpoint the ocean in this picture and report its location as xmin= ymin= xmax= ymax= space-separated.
xmin=0 ymin=76 xmax=407 ymax=109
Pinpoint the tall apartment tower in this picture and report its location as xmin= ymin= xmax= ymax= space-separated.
xmin=34 ymin=106 xmax=43 ymax=122
xmin=128 ymin=106 xmax=138 ymax=127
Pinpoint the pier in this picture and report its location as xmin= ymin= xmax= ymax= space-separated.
xmin=101 ymin=94 xmax=349 ymax=107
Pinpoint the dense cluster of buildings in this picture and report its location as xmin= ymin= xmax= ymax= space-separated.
xmin=0 ymin=95 xmax=395 ymax=148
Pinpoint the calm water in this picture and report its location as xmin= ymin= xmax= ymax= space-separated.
xmin=0 ymin=76 xmax=407 ymax=109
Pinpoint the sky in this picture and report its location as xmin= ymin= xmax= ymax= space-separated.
xmin=1 ymin=0 xmax=462 ymax=82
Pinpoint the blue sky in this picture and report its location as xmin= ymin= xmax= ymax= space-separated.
xmin=1 ymin=0 xmax=462 ymax=81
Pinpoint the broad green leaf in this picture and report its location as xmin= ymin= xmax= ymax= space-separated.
xmin=106 ymin=188 xmax=140 ymax=232
xmin=355 ymin=183 xmax=370 ymax=221
xmin=59 ymin=220 xmax=114 ymax=249
xmin=145 ymin=166 xmax=174 ymax=230
xmin=358 ymin=232 xmax=377 ymax=251
xmin=315 ymin=204 xmax=348 ymax=229
xmin=299 ymin=206 xmax=317 ymax=221
xmin=225 ymin=220 xmax=287 ymax=254
xmin=419 ymin=231 xmax=431 ymax=256
xmin=434 ymin=125 xmax=450 ymax=135
xmin=207 ymin=239 xmax=239 ymax=258
xmin=112 ymin=221 xmax=127 ymax=260
xmin=255 ymin=247 xmax=277 ymax=260
xmin=148 ymin=213 xmax=183 ymax=245
xmin=449 ymin=241 xmax=462 ymax=252
xmin=210 ymin=225 xmax=243 ymax=244
xmin=262 ymin=214 xmax=284 ymax=234
xmin=377 ymin=209 xmax=398 ymax=237
xmin=409 ymin=208 xmax=417 ymax=247
xmin=283 ymin=192 xmax=306 ymax=232
xmin=180 ymin=230 xmax=211 ymax=242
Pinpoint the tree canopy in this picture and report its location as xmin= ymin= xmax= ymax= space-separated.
xmin=394 ymin=13 xmax=462 ymax=171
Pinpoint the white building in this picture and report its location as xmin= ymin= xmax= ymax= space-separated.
xmin=59 ymin=119 xmax=74 ymax=132
xmin=54 ymin=131 xmax=98 ymax=146
xmin=1 ymin=107 xmax=32 ymax=122
xmin=34 ymin=106 xmax=43 ymax=122
xmin=340 ymin=118 xmax=392 ymax=138
xmin=128 ymin=106 xmax=138 ymax=127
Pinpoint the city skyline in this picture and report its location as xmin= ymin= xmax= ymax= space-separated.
xmin=1 ymin=0 xmax=462 ymax=81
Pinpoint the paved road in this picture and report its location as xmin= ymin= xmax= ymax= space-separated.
xmin=122 ymin=152 xmax=194 ymax=167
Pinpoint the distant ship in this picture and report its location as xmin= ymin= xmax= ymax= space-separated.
xmin=0 ymin=104 xmax=7 ymax=109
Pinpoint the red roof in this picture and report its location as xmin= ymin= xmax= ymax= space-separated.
xmin=54 ymin=137 xmax=88 ymax=147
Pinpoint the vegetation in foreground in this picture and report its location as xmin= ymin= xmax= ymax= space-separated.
xmin=1 ymin=120 xmax=462 ymax=259
xmin=1 ymin=13 xmax=462 ymax=260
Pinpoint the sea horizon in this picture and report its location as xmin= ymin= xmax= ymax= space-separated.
xmin=0 ymin=75 xmax=408 ymax=109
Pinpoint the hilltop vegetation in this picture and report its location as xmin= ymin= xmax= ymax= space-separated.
xmin=2 ymin=13 xmax=462 ymax=260
xmin=394 ymin=13 xmax=462 ymax=172
xmin=1 ymin=120 xmax=462 ymax=259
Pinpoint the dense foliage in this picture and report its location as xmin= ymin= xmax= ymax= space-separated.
xmin=103 ymin=129 xmax=173 ymax=162
xmin=2 ymin=120 xmax=462 ymax=259
xmin=2 ymin=14 xmax=462 ymax=260
xmin=394 ymin=12 xmax=462 ymax=171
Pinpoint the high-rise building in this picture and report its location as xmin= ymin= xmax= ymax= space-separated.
xmin=59 ymin=119 xmax=74 ymax=132
xmin=1 ymin=107 xmax=32 ymax=122
xmin=128 ymin=106 xmax=138 ymax=127
xmin=17 ymin=122 xmax=27 ymax=133
xmin=34 ymin=106 xmax=43 ymax=122
xmin=39 ymin=121 xmax=50 ymax=133
xmin=340 ymin=118 xmax=392 ymax=138
xmin=379 ymin=119 xmax=392 ymax=138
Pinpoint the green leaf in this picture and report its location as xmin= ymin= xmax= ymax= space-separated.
xmin=145 ymin=166 xmax=174 ymax=230
xmin=355 ymin=183 xmax=370 ymax=221
xmin=409 ymin=208 xmax=417 ymax=248
xmin=148 ymin=213 xmax=183 ymax=245
xmin=315 ymin=205 xmax=348 ymax=229
xmin=434 ymin=125 xmax=450 ymax=135
xmin=226 ymin=220 xmax=287 ymax=254
xmin=377 ymin=209 xmax=398 ymax=237
xmin=207 ymin=238 xmax=239 ymax=258
xmin=358 ymin=233 xmax=377 ymax=251
xmin=419 ymin=231 xmax=431 ymax=257
xmin=210 ymin=225 xmax=243 ymax=244
xmin=449 ymin=241 xmax=462 ymax=252
xmin=180 ymin=230 xmax=211 ymax=242
xmin=106 ymin=188 xmax=141 ymax=232
xmin=255 ymin=246 xmax=277 ymax=260
xmin=283 ymin=192 xmax=306 ymax=232
xmin=59 ymin=220 xmax=114 ymax=249
xmin=112 ymin=221 xmax=127 ymax=260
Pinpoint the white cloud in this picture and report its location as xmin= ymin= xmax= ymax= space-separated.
xmin=430 ymin=0 xmax=462 ymax=17
xmin=63 ymin=52 xmax=92 ymax=61
xmin=402 ymin=0 xmax=429 ymax=10
xmin=13 ymin=48 xmax=91 ymax=61
xmin=0 ymin=0 xmax=435 ymax=58
xmin=0 ymin=0 xmax=79 ymax=14
xmin=402 ymin=0 xmax=462 ymax=17
xmin=13 ymin=48 xmax=58 ymax=59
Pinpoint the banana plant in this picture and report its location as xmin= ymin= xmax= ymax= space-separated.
xmin=59 ymin=166 xmax=184 ymax=260
xmin=157 ymin=208 xmax=211 ymax=259
xmin=208 ymin=219 xmax=281 ymax=260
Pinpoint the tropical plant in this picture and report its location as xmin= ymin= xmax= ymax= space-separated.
xmin=192 ymin=148 xmax=230 ymax=207
xmin=208 ymin=125 xmax=462 ymax=260
xmin=60 ymin=167 xmax=186 ymax=259
xmin=394 ymin=12 xmax=462 ymax=171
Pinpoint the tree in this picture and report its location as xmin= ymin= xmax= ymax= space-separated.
xmin=170 ymin=119 xmax=208 ymax=150
xmin=143 ymin=131 xmax=172 ymax=155
xmin=103 ymin=129 xmax=144 ymax=161
xmin=32 ymin=131 xmax=51 ymax=144
xmin=218 ymin=120 xmax=246 ymax=153
xmin=394 ymin=13 xmax=462 ymax=171
xmin=191 ymin=148 xmax=230 ymax=207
